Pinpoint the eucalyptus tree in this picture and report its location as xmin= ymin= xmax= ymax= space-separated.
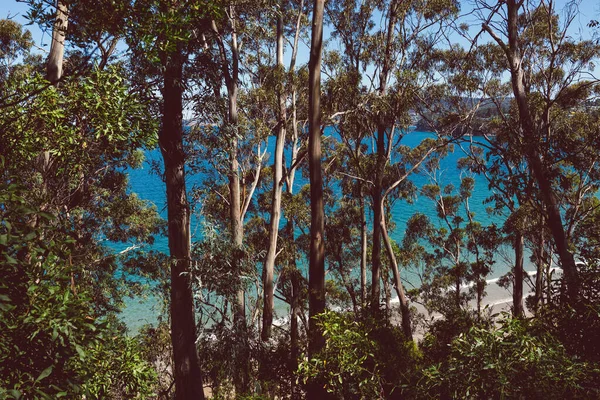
xmin=259 ymin=0 xmax=310 ymax=346
xmin=324 ymin=0 xmax=375 ymax=311
xmin=279 ymin=2 xmax=309 ymax=389
xmin=404 ymin=173 xmax=500 ymax=318
xmin=474 ymin=0 xmax=600 ymax=303
xmin=124 ymin=1 xmax=226 ymax=397
xmin=306 ymin=0 xmax=329 ymax=397
xmin=323 ymin=0 xmax=458 ymax=338
xmin=0 ymin=13 xmax=162 ymax=399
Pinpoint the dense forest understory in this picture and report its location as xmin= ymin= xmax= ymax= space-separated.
xmin=2 ymin=0 xmax=600 ymax=398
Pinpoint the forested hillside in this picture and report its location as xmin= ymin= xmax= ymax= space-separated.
xmin=1 ymin=0 xmax=600 ymax=398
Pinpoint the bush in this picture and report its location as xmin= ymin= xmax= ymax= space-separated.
xmin=418 ymin=316 xmax=600 ymax=399
xmin=298 ymin=311 xmax=383 ymax=399
xmin=0 ymin=184 xmax=157 ymax=399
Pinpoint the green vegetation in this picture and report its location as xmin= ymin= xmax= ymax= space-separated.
xmin=2 ymin=0 xmax=600 ymax=398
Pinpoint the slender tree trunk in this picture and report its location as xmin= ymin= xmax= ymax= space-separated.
xmin=455 ymin=275 xmax=461 ymax=309
xmin=47 ymin=0 xmax=68 ymax=84
xmin=262 ymin=7 xmax=286 ymax=341
xmin=289 ymin=225 xmax=300 ymax=400
xmin=360 ymin=196 xmax=368 ymax=310
xmin=513 ymin=232 xmax=525 ymax=318
xmin=160 ymin=46 xmax=205 ymax=400
xmin=535 ymin=223 xmax=545 ymax=312
xmin=218 ymin=8 xmax=250 ymax=393
xmin=504 ymin=0 xmax=579 ymax=302
xmin=307 ymin=1 xmax=328 ymax=397
xmin=371 ymin=0 xmax=399 ymax=316
xmin=229 ymin=101 xmax=250 ymax=397
xmin=287 ymin=5 xmax=303 ymax=392
xmin=383 ymin=272 xmax=391 ymax=322
xmin=35 ymin=0 xmax=69 ymax=229
xmin=371 ymin=187 xmax=383 ymax=313
xmin=381 ymin=217 xmax=413 ymax=340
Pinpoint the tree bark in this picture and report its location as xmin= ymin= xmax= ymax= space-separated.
xmin=47 ymin=0 xmax=68 ymax=83
xmin=380 ymin=216 xmax=413 ymax=340
xmin=307 ymin=0 xmax=328 ymax=397
xmin=534 ymin=222 xmax=545 ymax=312
xmin=383 ymin=272 xmax=391 ymax=321
xmin=160 ymin=46 xmax=205 ymax=400
xmin=513 ymin=232 xmax=524 ymax=318
xmin=360 ymin=196 xmax=368 ymax=309
xmin=262 ymin=6 xmax=286 ymax=341
xmin=289 ymin=223 xmax=300 ymax=400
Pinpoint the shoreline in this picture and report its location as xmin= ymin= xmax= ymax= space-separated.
xmin=120 ymin=266 xmax=560 ymax=336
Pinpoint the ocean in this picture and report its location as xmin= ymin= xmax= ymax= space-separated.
xmin=119 ymin=130 xmax=528 ymax=331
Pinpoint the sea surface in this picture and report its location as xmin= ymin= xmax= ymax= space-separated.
xmin=119 ymin=130 xmax=529 ymax=332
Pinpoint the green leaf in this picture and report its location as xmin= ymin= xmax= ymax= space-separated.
xmin=36 ymin=366 xmax=52 ymax=382
xmin=75 ymin=344 xmax=86 ymax=361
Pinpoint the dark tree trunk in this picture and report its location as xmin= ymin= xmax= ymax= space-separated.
xmin=160 ymin=46 xmax=205 ymax=400
xmin=513 ymin=232 xmax=525 ymax=318
xmin=307 ymin=0 xmax=328 ymax=397
xmin=360 ymin=196 xmax=368 ymax=310
xmin=371 ymin=165 xmax=384 ymax=314
xmin=289 ymin=248 xmax=300 ymax=400
xmin=535 ymin=224 xmax=545 ymax=312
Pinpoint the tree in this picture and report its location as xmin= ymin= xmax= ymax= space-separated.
xmin=46 ymin=0 xmax=68 ymax=83
xmin=262 ymin=0 xmax=288 ymax=342
xmin=159 ymin=37 xmax=206 ymax=400
xmin=0 ymin=180 xmax=157 ymax=399
xmin=307 ymin=0 xmax=328 ymax=397
xmin=125 ymin=1 xmax=215 ymax=397
xmin=478 ymin=0 xmax=598 ymax=302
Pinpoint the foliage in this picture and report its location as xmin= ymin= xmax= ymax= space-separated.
xmin=419 ymin=308 xmax=487 ymax=365
xmin=419 ymin=316 xmax=600 ymax=399
xmin=535 ymin=258 xmax=600 ymax=364
xmin=298 ymin=311 xmax=384 ymax=399
xmin=77 ymin=335 xmax=158 ymax=399
xmin=1 ymin=63 xmax=161 ymax=313
xmin=0 ymin=183 xmax=157 ymax=399
xmin=403 ymin=175 xmax=500 ymax=317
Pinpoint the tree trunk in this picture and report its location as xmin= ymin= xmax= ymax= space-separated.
xmin=160 ymin=46 xmax=205 ymax=400
xmin=370 ymin=0 xmax=399 ymax=316
xmin=307 ymin=0 xmax=328 ymax=397
xmin=360 ymin=196 xmax=368 ymax=310
xmin=287 ymin=5 xmax=303 ymax=392
xmin=505 ymin=0 xmax=579 ymax=302
xmin=262 ymin=7 xmax=286 ymax=341
xmin=513 ymin=232 xmax=524 ymax=318
xmin=535 ymin=223 xmax=545 ymax=312
xmin=371 ymin=186 xmax=383 ymax=313
xmin=289 ymin=230 xmax=300 ymax=400
xmin=47 ymin=0 xmax=68 ymax=83
xmin=383 ymin=272 xmax=391 ymax=322
xmin=220 ymin=8 xmax=250 ymax=393
xmin=381 ymin=216 xmax=413 ymax=340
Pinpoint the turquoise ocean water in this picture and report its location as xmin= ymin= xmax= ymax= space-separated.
xmin=119 ymin=130 xmax=528 ymax=331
